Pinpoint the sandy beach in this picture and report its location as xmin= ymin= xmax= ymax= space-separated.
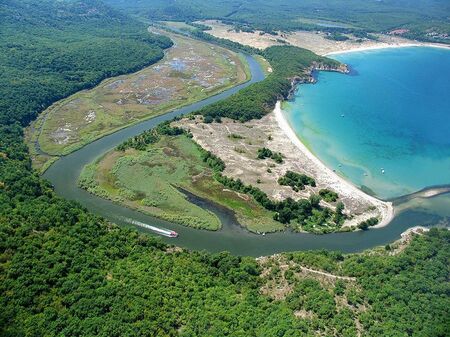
xmin=324 ymin=41 xmax=450 ymax=56
xmin=274 ymin=102 xmax=394 ymax=228
xmin=198 ymin=20 xmax=449 ymax=57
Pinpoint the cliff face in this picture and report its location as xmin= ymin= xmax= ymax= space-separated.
xmin=286 ymin=62 xmax=349 ymax=99
xmin=313 ymin=62 xmax=350 ymax=75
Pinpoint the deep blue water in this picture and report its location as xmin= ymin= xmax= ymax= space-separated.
xmin=284 ymin=47 xmax=450 ymax=199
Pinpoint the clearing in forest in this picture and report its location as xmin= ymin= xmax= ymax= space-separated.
xmin=198 ymin=20 xmax=416 ymax=55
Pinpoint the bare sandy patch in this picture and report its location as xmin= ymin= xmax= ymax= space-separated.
xmin=257 ymin=254 xmax=358 ymax=301
xmin=200 ymin=20 xmax=282 ymax=49
xmin=177 ymin=104 xmax=393 ymax=230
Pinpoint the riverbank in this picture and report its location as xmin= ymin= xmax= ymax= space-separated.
xmin=42 ymin=49 xmax=446 ymax=253
xmin=274 ymin=102 xmax=394 ymax=228
xmin=36 ymin=28 xmax=448 ymax=253
xmin=78 ymin=134 xmax=281 ymax=233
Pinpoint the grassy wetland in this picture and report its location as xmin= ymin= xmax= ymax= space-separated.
xmin=26 ymin=29 xmax=249 ymax=171
xmin=79 ymin=133 xmax=282 ymax=232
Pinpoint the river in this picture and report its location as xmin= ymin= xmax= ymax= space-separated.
xmin=44 ymin=54 xmax=448 ymax=256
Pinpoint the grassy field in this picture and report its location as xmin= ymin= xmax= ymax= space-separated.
xmin=79 ymin=134 xmax=283 ymax=232
xmin=26 ymin=29 xmax=248 ymax=171
xmin=159 ymin=21 xmax=199 ymax=32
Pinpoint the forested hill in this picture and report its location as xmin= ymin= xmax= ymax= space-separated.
xmin=0 ymin=0 xmax=172 ymax=126
xmin=104 ymin=0 xmax=450 ymax=42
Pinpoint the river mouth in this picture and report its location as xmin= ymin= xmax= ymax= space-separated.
xmin=43 ymin=53 xmax=450 ymax=256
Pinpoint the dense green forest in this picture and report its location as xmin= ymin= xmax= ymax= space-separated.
xmin=104 ymin=0 xmax=450 ymax=43
xmin=1 ymin=0 xmax=449 ymax=336
xmin=1 ymin=184 xmax=449 ymax=336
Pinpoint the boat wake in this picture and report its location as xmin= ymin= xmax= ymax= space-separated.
xmin=122 ymin=217 xmax=178 ymax=238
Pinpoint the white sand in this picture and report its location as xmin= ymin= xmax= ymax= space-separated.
xmin=324 ymin=42 xmax=450 ymax=56
xmin=274 ymin=101 xmax=394 ymax=228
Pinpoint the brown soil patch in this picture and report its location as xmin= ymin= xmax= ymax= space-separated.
xmin=199 ymin=20 xmax=430 ymax=56
xmin=176 ymin=114 xmax=382 ymax=226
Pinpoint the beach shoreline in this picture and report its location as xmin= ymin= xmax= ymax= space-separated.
xmin=274 ymin=101 xmax=395 ymax=229
xmin=323 ymin=41 xmax=450 ymax=56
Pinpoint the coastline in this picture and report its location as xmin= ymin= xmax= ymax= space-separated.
xmin=323 ymin=41 xmax=450 ymax=56
xmin=197 ymin=20 xmax=449 ymax=58
xmin=274 ymin=101 xmax=394 ymax=229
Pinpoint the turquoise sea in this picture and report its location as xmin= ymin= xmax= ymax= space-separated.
xmin=284 ymin=47 xmax=450 ymax=200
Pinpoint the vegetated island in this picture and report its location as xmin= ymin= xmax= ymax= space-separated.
xmin=80 ymin=44 xmax=392 ymax=234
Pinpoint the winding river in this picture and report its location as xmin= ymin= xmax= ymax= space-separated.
xmin=44 ymin=54 xmax=449 ymax=256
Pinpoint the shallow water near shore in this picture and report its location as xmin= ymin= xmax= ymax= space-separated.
xmin=284 ymin=46 xmax=450 ymax=200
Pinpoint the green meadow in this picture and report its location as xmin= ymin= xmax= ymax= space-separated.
xmin=79 ymin=134 xmax=283 ymax=232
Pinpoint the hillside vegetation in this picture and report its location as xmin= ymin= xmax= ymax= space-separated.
xmin=1 ymin=186 xmax=448 ymax=336
xmin=104 ymin=0 xmax=450 ymax=43
xmin=197 ymin=45 xmax=340 ymax=121
xmin=0 ymin=0 xmax=172 ymax=126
